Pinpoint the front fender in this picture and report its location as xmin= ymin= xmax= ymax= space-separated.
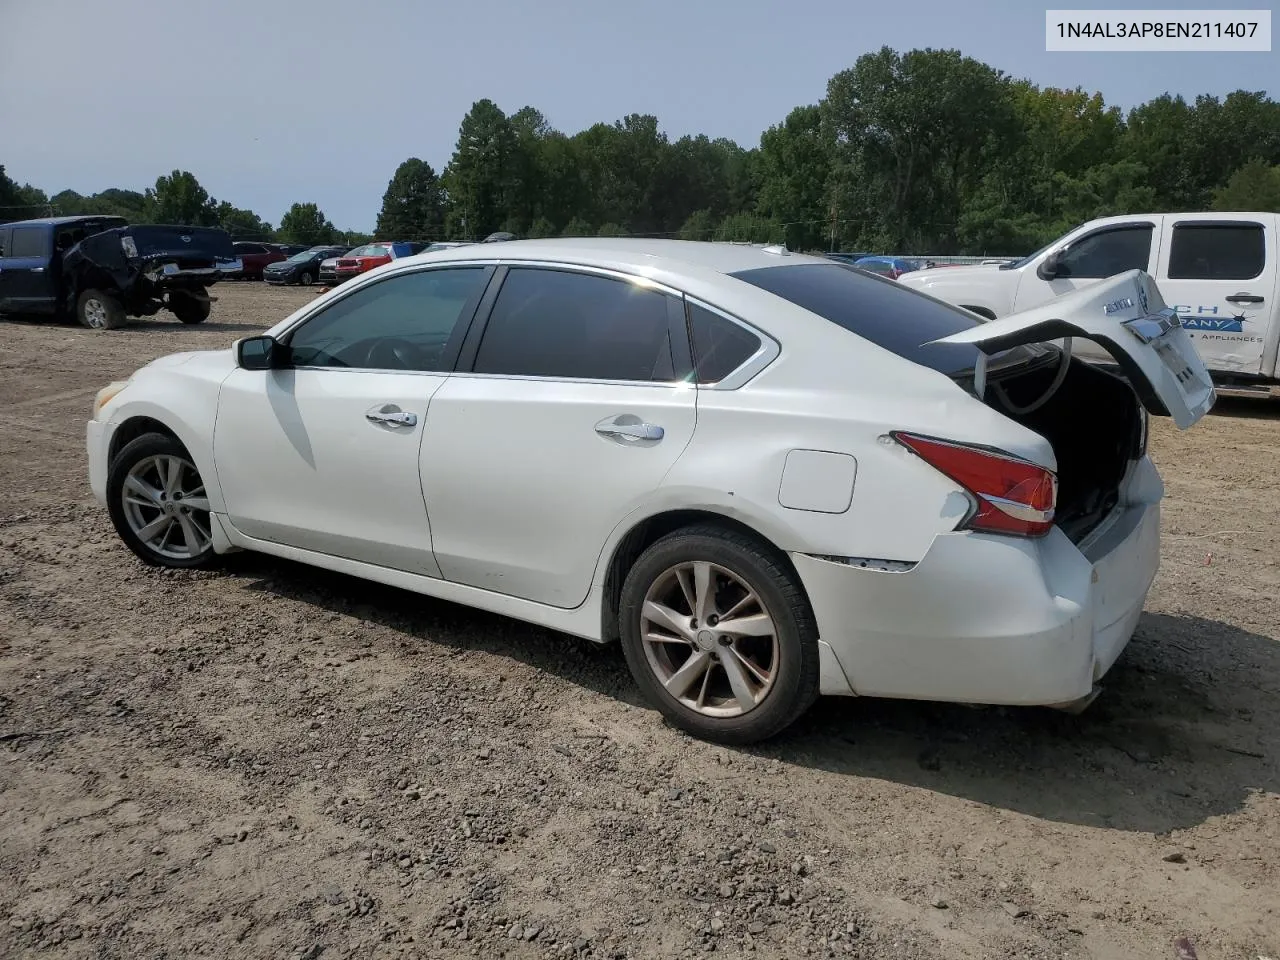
xmin=98 ymin=370 xmax=229 ymax=512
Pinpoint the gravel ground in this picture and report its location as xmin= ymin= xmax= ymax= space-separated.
xmin=1 ymin=282 xmax=1277 ymax=960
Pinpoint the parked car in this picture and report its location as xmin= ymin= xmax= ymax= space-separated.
xmin=852 ymin=255 xmax=923 ymax=279
xmin=333 ymin=241 xmax=425 ymax=283
xmin=271 ymin=243 xmax=310 ymax=257
xmin=899 ymin=212 xmax=1280 ymax=398
xmin=264 ymin=245 xmax=350 ymax=286
xmin=318 ymin=251 xmax=348 ymax=285
xmin=0 ymin=215 xmax=236 ymax=329
xmin=822 ymin=252 xmax=874 ymax=265
xmin=229 ymin=241 xmax=288 ymax=280
xmin=86 ymin=239 xmax=1213 ymax=743
xmin=424 ymin=241 xmax=473 ymax=253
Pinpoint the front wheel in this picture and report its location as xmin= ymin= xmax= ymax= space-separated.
xmin=169 ymin=294 xmax=211 ymax=324
xmin=618 ymin=524 xmax=821 ymax=745
xmin=106 ymin=433 xmax=217 ymax=569
xmin=298 ymin=270 xmax=314 ymax=286
xmin=76 ymin=289 xmax=126 ymax=330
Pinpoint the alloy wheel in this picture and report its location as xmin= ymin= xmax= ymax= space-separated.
xmin=639 ymin=561 xmax=780 ymax=718
xmin=83 ymin=298 xmax=108 ymax=329
xmin=120 ymin=454 xmax=212 ymax=560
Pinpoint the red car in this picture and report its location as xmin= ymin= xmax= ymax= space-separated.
xmin=333 ymin=241 xmax=426 ymax=282
xmin=230 ymin=241 xmax=288 ymax=280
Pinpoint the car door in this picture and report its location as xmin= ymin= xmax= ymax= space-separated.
xmin=1154 ymin=217 xmax=1277 ymax=377
xmin=0 ymin=225 xmax=56 ymax=312
xmin=935 ymin=268 xmax=1214 ymax=429
xmin=421 ymin=264 xmax=698 ymax=609
xmin=213 ymin=264 xmax=495 ymax=575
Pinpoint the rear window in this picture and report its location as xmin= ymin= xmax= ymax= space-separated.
xmin=1167 ymin=222 xmax=1266 ymax=280
xmin=730 ymin=262 xmax=1037 ymax=377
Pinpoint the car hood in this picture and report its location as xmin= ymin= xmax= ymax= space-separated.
xmin=899 ymin=263 xmax=1009 ymax=291
xmin=134 ymin=347 xmax=236 ymax=378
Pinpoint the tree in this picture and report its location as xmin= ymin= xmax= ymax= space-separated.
xmin=0 ymin=165 xmax=51 ymax=219
xmin=214 ymin=201 xmax=273 ymax=239
xmin=756 ymin=105 xmax=833 ymax=250
xmin=678 ymin=210 xmax=717 ymax=241
xmin=146 ymin=170 xmax=218 ymax=225
xmin=1213 ymin=160 xmax=1280 ymax=211
xmin=375 ymin=158 xmax=444 ymax=240
xmin=278 ymin=202 xmax=335 ymax=245
xmin=441 ymin=99 xmax=518 ymax=239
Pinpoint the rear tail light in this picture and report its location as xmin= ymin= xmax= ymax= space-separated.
xmin=893 ymin=432 xmax=1057 ymax=537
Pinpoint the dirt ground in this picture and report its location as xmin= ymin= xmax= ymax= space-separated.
xmin=0 ymin=282 xmax=1277 ymax=960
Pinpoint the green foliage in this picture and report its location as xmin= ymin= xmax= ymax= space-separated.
xmin=375 ymin=158 xmax=444 ymax=240
xmin=146 ymin=170 xmax=218 ymax=225
xmin=1213 ymin=160 xmax=1280 ymax=211
xmin=278 ymin=202 xmax=337 ymax=245
xmin=8 ymin=51 xmax=1280 ymax=255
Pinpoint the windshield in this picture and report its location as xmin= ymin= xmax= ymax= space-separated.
xmin=730 ymin=262 xmax=1042 ymax=377
xmin=348 ymin=245 xmax=390 ymax=258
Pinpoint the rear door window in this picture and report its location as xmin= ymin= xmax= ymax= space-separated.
xmin=1167 ymin=222 xmax=1266 ymax=280
xmin=730 ymin=262 xmax=1040 ymax=377
xmin=472 ymin=267 xmax=678 ymax=382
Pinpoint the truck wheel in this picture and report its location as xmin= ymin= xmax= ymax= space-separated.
xmin=76 ymin=290 xmax=126 ymax=330
xmin=170 ymin=294 xmax=211 ymax=325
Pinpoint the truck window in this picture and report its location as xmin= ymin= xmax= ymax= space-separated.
xmin=1167 ymin=222 xmax=1265 ymax=281
xmin=1057 ymin=225 xmax=1153 ymax=279
xmin=9 ymin=227 xmax=47 ymax=258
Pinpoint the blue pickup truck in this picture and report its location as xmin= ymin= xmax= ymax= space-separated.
xmin=0 ymin=215 xmax=239 ymax=329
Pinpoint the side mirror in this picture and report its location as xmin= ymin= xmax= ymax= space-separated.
xmin=1037 ymin=249 xmax=1064 ymax=281
xmin=236 ymin=335 xmax=279 ymax=370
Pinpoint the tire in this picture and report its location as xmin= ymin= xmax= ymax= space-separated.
xmin=76 ymin=289 xmax=126 ymax=330
xmin=299 ymin=270 xmax=314 ymax=286
xmin=106 ymin=433 xmax=218 ymax=569
xmin=169 ymin=294 xmax=211 ymax=325
xmin=618 ymin=524 xmax=820 ymax=745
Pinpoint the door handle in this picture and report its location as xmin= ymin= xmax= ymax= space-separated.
xmin=1225 ymin=293 xmax=1264 ymax=304
xmin=30 ymin=266 xmax=45 ymax=273
xmin=595 ymin=415 xmax=664 ymax=442
xmin=365 ymin=404 xmax=417 ymax=427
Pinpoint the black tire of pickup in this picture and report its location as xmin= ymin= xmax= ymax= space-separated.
xmin=76 ymin=290 xmax=126 ymax=331
xmin=170 ymin=294 xmax=211 ymax=325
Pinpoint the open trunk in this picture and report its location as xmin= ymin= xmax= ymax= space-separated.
xmin=980 ymin=353 xmax=1144 ymax=543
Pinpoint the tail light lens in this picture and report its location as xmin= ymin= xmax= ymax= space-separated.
xmin=893 ymin=432 xmax=1057 ymax=537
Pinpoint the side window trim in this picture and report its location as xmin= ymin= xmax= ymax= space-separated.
xmin=277 ymin=263 xmax=496 ymax=374
xmin=682 ymin=295 xmax=781 ymax=390
xmin=1057 ymin=222 xmax=1156 ymax=278
xmin=455 ymin=261 xmax=690 ymax=386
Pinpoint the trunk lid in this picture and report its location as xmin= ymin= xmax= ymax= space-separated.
xmin=929 ymin=270 xmax=1215 ymax=429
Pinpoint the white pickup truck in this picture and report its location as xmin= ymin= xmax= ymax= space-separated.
xmin=901 ymin=212 xmax=1280 ymax=396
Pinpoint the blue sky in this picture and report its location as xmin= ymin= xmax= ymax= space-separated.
xmin=0 ymin=0 xmax=1273 ymax=232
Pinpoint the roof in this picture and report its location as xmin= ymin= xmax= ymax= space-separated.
xmin=407 ymin=237 xmax=826 ymax=276
xmin=2 ymin=214 xmax=128 ymax=228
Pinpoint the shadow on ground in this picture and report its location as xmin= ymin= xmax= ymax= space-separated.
xmin=231 ymin=554 xmax=1278 ymax=836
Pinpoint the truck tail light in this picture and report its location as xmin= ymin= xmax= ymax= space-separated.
xmin=893 ymin=432 xmax=1057 ymax=537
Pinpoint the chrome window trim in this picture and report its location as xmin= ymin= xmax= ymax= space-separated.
xmin=683 ymin=295 xmax=781 ymax=390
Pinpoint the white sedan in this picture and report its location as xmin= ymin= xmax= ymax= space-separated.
xmin=86 ymin=240 xmax=1215 ymax=744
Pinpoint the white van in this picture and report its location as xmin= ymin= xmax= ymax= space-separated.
xmin=900 ymin=213 xmax=1280 ymax=396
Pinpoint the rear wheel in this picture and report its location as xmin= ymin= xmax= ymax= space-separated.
xmin=169 ymin=293 xmax=211 ymax=324
xmin=106 ymin=433 xmax=217 ymax=569
xmin=618 ymin=524 xmax=820 ymax=744
xmin=76 ymin=289 xmax=125 ymax=330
